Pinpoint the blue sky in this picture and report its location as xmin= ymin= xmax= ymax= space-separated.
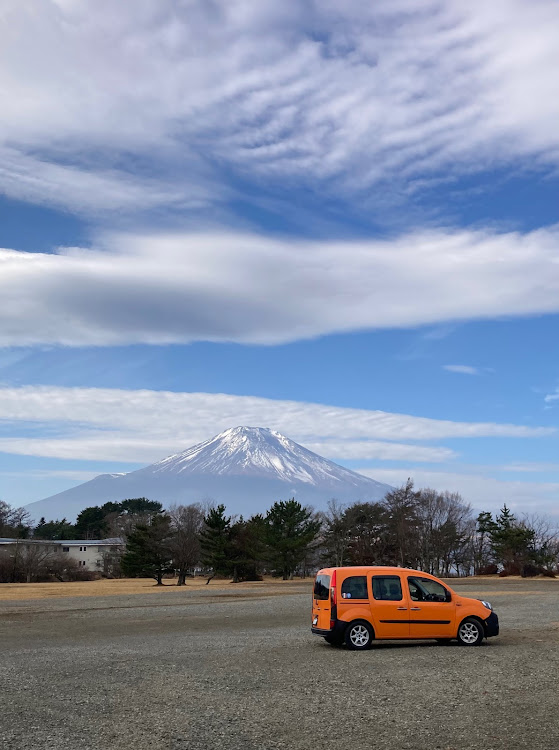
xmin=0 ymin=0 xmax=558 ymax=516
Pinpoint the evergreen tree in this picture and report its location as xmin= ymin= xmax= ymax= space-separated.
xmin=75 ymin=506 xmax=107 ymax=539
xmin=490 ymin=505 xmax=535 ymax=573
xmin=120 ymin=514 xmax=173 ymax=585
xmin=228 ymin=515 xmax=267 ymax=582
xmin=120 ymin=498 xmax=163 ymax=515
xmin=474 ymin=511 xmax=497 ymax=573
xmin=33 ymin=518 xmax=76 ymax=540
xmin=264 ymin=499 xmax=321 ymax=580
xmin=200 ymin=505 xmax=232 ymax=584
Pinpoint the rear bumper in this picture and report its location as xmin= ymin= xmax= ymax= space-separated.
xmin=311 ymin=619 xmax=347 ymax=640
xmin=311 ymin=627 xmax=331 ymax=637
xmin=484 ymin=611 xmax=499 ymax=638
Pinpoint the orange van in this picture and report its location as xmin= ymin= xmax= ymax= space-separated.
xmin=312 ymin=566 xmax=499 ymax=649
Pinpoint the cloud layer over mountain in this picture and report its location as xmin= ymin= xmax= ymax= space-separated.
xmin=0 ymin=385 xmax=551 ymax=464
xmin=1 ymin=0 xmax=558 ymax=214
xmin=2 ymin=225 xmax=559 ymax=347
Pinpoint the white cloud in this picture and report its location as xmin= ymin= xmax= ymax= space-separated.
xmin=0 ymin=385 xmax=550 ymax=464
xmin=2 ymin=225 xmax=559 ymax=346
xmin=0 ymin=147 xmax=219 ymax=215
xmin=302 ymin=441 xmax=455 ymax=464
xmin=0 ymin=469 xmax=99 ymax=482
xmin=544 ymin=388 xmax=559 ymax=403
xmin=499 ymin=462 xmax=559 ymax=474
xmin=0 ymin=436 xmax=455 ymax=465
xmin=0 ymin=1 xmax=558 ymax=213
xmin=357 ymin=467 xmax=559 ymax=516
xmin=443 ymin=365 xmax=480 ymax=375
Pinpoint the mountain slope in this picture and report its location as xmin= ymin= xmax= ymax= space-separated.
xmin=25 ymin=427 xmax=393 ymax=521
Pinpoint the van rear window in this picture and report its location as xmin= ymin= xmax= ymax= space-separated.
xmin=313 ymin=574 xmax=331 ymax=600
xmin=341 ymin=575 xmax=368 ymax=599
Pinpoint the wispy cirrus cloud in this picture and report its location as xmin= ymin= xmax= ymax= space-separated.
xmin=0 ymin=146 xmax=222 ymax=216
xmin=1 ymin=225 xmax=559 ymax=347
xmin=443 ymin=365 xmax=481 ymax=375
xmin=0 ymin=385 xmax=551 ymax=465
xmin=1 ymin=0 xmax=558 ymax=215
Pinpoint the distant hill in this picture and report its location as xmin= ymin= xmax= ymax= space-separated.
xmin=25 ymin=426 xmax=393 ymax=521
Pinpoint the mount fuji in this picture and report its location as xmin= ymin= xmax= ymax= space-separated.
xmin=24 ymin=427 xmax=393 ymax=522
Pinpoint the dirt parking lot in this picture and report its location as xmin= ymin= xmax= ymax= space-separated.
xmin=1 ymin=577 xmax=558 ymax=750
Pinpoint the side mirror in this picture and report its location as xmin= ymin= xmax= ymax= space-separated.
xmin=445 ymin=590 xmax=452 ymax=602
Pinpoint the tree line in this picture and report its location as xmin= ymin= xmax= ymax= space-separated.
xmin=1 ymin=482 xmax=558 ymax=584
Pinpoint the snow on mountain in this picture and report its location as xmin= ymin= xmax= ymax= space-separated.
xmin=24 ymin=427 xmax=393 ymax=522
xmin=146 ymin=426 xmax=372 ymax=486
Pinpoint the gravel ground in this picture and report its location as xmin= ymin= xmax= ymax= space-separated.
xmin=1 ymin=578 xmax=558 ymax=750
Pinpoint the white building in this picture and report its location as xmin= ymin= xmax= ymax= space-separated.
xmin=0 ymin=538 xmax=123 ymax=573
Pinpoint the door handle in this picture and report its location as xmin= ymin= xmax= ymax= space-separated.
xmin=410 ymin=607 xmax=421 ymax=611
xmin=397 ymin=607 xmax=408 ymax=611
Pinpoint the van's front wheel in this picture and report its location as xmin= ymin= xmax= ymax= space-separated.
xmin=344 ymin=621 xmax=374 ymax=650
xmin=457 ymin=618 xmax=484 ymax=646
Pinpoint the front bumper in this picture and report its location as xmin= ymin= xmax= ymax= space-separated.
xmin=484 ymin=611 xmax=499 ymax=638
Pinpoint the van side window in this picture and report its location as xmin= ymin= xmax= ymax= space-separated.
xmin=341 ymin=576 xmax=368 ymax=600
xmin=408 ymin=577 xmax=450 ymax=602
xmin=313 ymin=574 xmax=331 ymax=600
xmin=372 ymin=576 xmax=402 ymax=601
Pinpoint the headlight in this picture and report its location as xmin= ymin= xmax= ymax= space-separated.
xmin=480 ymin=600 xmax=492 ymax=610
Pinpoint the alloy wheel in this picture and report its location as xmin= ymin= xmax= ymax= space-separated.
xmin=459 ymin=621 xmax=481 ymax=644
xmin=349 ymin=624 xmax=370 ymax=647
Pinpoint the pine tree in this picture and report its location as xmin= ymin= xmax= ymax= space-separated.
xmin=120 ymin=514 xmax=173 ymax=585
xmin=200 ymin=505 xmax=232 ymax=584
xmin=490 ymin=505 xmax=534 ymax=574
xmin=264 ymin=499 xmax=321 ymax=580
xmin=228 ymin=515 xmax=267 ymax=582
xmin=75 ymin=506 xmax=107 ymax=539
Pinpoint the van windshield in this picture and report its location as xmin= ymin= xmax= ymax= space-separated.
xmin=313 ymin=574 xmax=331 ymax=600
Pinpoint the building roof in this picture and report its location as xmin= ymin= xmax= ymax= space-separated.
xmin=0 ymin=537 xmax=123 ymax=545
xmin=57 ymin=539 xmax=123 ymax=545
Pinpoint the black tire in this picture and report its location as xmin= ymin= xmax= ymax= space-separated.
xmin=457 ymin=617 xmax=484 ymax=646
xmin=324 ymin=634 xmax=343 ymax=646
xmin=344 ymin=620 xmax=374 ymax=650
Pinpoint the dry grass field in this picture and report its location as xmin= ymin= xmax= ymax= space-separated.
xmin=0 ymin=575 xmax=314 ymax=601
xmin=1 ymin=573 xmax=556 ymax=602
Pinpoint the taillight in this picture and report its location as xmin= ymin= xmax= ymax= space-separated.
xmin=330 ymin=570 xmax=337 ymax=606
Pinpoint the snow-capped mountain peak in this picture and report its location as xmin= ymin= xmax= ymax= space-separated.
xmin=25 ymin=426 xmax=393 ymax=522
xmin=144 ymin=426 xmax=367 ymax=487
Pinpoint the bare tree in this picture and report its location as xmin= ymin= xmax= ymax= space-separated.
xmin=168 ymin=503 xmax=204 ymax=585
xmin=416 ymin=489 xmax=474 ymax=576
xmin=320 ymin=499 xmax=350 ymax=567
xmin=520 ymin=513 xmax=559 ymax=571
xmin=345 ymin=501 xmax=389 ymax=565
xmin=0 ymin=501 xmax=32 ymax=538
xmin=384 ymin=479 xmax=421 ymax=567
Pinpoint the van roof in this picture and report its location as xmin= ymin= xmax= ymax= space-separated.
xmin=317 ymin=566 xmax=437 ymax=577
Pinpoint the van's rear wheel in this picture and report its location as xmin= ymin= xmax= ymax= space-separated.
xmin=344 ymin=621 xmax=374 ymax=650
xmin=457 ymin=618 xmax=484 ymax=646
